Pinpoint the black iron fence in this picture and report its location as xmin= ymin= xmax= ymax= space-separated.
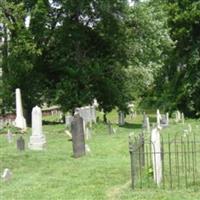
xmin=129 ymin=131 xmax=200 ymax=190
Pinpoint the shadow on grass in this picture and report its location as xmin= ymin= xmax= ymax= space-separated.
xmin=149 ymin=116 xmax=157 ymax=123
xmin=43 ymin=120 xmax=63 ymax=125
xmin=121 ymin=122 xmax=142 ymax=129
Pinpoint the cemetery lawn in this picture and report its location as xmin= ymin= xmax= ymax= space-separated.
xmin=0 ymin=111 xmax=200 ymax=200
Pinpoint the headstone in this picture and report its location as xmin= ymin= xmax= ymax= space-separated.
xmin=65 ymin=115 xmax=73 ymax=128
xmin=175 ymin=110 xmax=181 ymax=123
xmin=28 ymin=106 xmax=46 ymax=150
xmin=17 ymin=136 xmax=25 ymax=151
xmin=85 ymin=144 xmax=91 ymax=154
xmin=166 ymin=113 xmax=169 ymax=125
xmin=156 ymin=109 xmax=161 ymax=127
xmin=142 ymin=113 xmax=150 ymax=132
xmin=108 ymin=120 xmax=114 ymax=135
xmin=6 ymin=129 xmax=13 ymax=143
xmin=14 ymin=88 xmax=27 ymax=130
xmin=85 ymin=127 xmax=92 ymax=140
xmin=93 ymin=99 xmax=99 ymax=108
xmin=1 ymin=168 xmax=12 ymax=181
xmin=160 ymin=115 xmax=168 ymax=128
xmin=118 ymin=111 xmax=125 ymax=126
xmin=146 ymin=117 xmax=150 ymax=133
xmin=151 ymin=127 xmax=162 ymax=186
xmin=71 ymin=114 xmax=85 ymax=158
xmin=188 ymin=124 xmax=192 ymax=133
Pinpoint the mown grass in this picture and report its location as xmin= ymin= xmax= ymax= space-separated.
xmin=0 ymin=111 xmax=200 ymax=200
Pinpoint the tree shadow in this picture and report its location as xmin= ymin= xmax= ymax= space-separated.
xmin=149 ymin=116 xmax=157 ymax=123
xmin=42 ymin=120 xmax=64 ymax=125
xmin=121 ymin=122 xmax=142 ymax=129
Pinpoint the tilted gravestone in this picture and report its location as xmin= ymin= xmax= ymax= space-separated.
xmin=71 ymin=114 xmax=85 ymax=158
xmin=17 ymin=136 xmax=25 ymax=151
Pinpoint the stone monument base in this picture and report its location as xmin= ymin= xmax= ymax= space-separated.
xmin=15 ymin=116 xmax=27 ymax=130
xmin=28 ymin=135 xmax=46 ymax=150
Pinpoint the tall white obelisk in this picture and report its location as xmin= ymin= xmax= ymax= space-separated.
xmin=15 ymin=88 xmax=27 ymax=130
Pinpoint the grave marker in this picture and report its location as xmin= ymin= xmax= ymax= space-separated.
xmin=151 ymin=127 xmax=162 ymax=186
xmin=28 ymin=106 xmax=46 ymax=150
xmin=71 ymin=114 xmax=85 ymax=158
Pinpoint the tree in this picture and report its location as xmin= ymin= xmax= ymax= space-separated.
xmin=153 ymin=0 xmax=200 ymax=117
xmin=126 ymin=0 xmax=174 ymax=107
xmin=0 ymin=0 xmax=132 ymax=122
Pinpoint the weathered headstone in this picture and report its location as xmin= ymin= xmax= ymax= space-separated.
xmin=118 ymin=111 xmax=125 ymax=126
xmin=1 ymin=168 xmax=12 ymax=181
xmin=160 ymin=115 xmax=168 ymax=128
xmin=65 ymin=115 xmax=73 ymax=128
xmin=71 ymin=114 xmax=85 ymax=158
xmin=14 ymin=88 xmax=27 ymax=130
xmin=28 ymin=106 xmax=46 ymax=150
xmin=151 ymin=127 xmax=162 ymax=186
xmin=17 ymin=136 xmax=25 ymax=151
xmin=6 ymin=129 xmax=13 ymax=143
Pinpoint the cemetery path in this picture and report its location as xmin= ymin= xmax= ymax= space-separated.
xmin=106 ymin=181 xmax=131 ymax=200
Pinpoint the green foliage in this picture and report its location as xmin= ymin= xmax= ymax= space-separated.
xmin=0 ymin=0 xmax=132 ymax=115
xmin=126 ymin=0 xmax=174 ymax=98
xmin=152 ymin=0 xmax=200 ymax=117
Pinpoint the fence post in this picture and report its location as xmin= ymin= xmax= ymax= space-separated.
xmin=140 ymin=132 xmax=145 ymax=167
xmin=129 ymin=137 xmax=136 ymax=189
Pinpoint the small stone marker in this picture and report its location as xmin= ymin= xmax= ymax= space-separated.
xmin=85 ymin=144 xmax=91 ymax=154
xmin=17 ymin=136 xmax=25 ymax=151
xmin=1 ymin=168 xmax=12 ymax=181
xmin=28 ymin=106 xmax=46 ymax=150
xmin=71 ymin=114 xmax=85 ymax=158
xmin=6 ymin=129 xmax=13 ymax=143
xmin=151 ymin=127 xmax=162 ymax=186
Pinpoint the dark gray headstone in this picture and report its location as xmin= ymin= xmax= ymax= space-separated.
xmin=17 ymin=136 xmax=25 ymax=151
xmin=71 ymin=114 xmax=85 ymax=158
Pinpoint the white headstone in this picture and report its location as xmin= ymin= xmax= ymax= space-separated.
xmin=166 ymin=113 xmax=169 ymax=125
xmin=6 ymin=129 xmax=13 ymax=143
xmin=15 ymin=88 xmax=27 ymax=130
xmin=156 ymin=109 xmax=161 ymax=128
xmin=85 ymin=144 xmax=91 ymax=153
xmin=146 ymin=116 xmax=150 ymax=133
xmin=151 ymin=127 xmax=162 ymax=186
xmin=28 ymin=106 xmax=46 ymax=150
xmin=188 ymin=124 xmax=192 ymax=133
xmin=1 ymin=168 xmax=12 ymax=181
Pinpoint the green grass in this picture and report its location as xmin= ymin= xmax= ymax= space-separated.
xmin=0 ymin=111 xmax=200 ymax=200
